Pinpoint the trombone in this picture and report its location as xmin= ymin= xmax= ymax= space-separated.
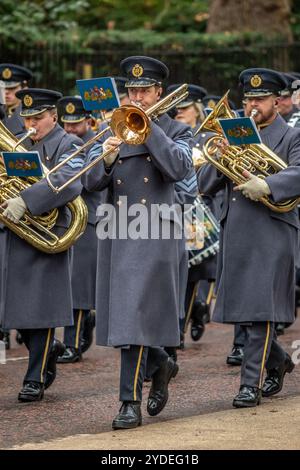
xmin=46 ymin=84 xmax=189 ymax=193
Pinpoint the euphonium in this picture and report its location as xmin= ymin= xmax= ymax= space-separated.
xmin=194 ymin=91 xmax=300 ymax=213
xmin=0 ymin=121 xmax=88 ymax=253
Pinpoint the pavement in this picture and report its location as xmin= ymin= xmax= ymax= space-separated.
xmin=1 ymin=317 xmax=300 ymax=450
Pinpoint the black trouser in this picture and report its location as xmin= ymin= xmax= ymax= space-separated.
xmin=233 ymin=324 xmax=246 ymax=347
xmin=18 ymin=328 xmax=55 ymax=384
xmin=119 ymin=346 xmax=169 ymax=402
xmin=240 ymin=322 xmax=286 ymax=389
xmin=63 ymin=309 xmax=90 ymax=349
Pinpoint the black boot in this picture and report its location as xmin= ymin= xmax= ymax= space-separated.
xmin=57 ymin=346 xmax=82 ymax=364
xmin=112 ymin=402 xmax=142 ymax=430
xmin=44 ymin=339 xmax=66 ymax=389
xmin=226 ymin=345 xmax=244 ymax=366
xmin=147 ymin=357 xmax=179 ymax=416
xmin=233 ymin=386 xmax=261 ymax=408
xmin=262 ymin=354 xmax=295 ymax=397
xmin=81 ymin=311 xmax=95 ymax=354
xmin=18 ymin=381 xmax=44 ymax=402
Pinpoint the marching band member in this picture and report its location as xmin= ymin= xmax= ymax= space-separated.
xmin=197 ymin=68 xmax=298 ymax=407
xmin=0 ymin=63 xmax=33 ymax=135
xmin=56 ymin=96 xmax=100 ymax=362
xmin=0 ymin=88 xmax=85 ymax=401
xmin=0 ymin=64 xmax=34 ymax=349
xmin=82 ymin=55 xmax=193 ymax=429
xmin=168 ymin=84 xmax=220 ymax=344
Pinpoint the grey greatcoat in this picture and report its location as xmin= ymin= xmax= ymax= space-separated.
xmin=71 ymin=128 xmax=102 ymax=310
xmin=197 ymin=114 xmax=300 ymax=324
xmin=83 ymin=113 xmax=192 ymax=347
xmin=1 ymin=104 xmax=26 ymax=136
xmin=189 ymin=131 xmax=223 ymax=282
xmin=0 ymin=124 xmax=84 ymax=329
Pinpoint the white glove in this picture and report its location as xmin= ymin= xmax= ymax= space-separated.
xmin=1 ymin=196 xmax=27 ymax=223
xmin=234 ymin=170 xmax=271 ymax=201
xmin=103 ymin=136 xmax=122 ymax=167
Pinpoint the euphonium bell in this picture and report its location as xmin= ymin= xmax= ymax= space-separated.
xmin=194 ymin=91 xmax=300 ymax=213
xmin=0 ymin=121 xmax=88 ymax=253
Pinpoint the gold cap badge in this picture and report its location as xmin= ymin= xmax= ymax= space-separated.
xmin=23 ymin=95 xmax=33 ymax=107
xmin=2 ymin=68 xmax=12 ymax=80
xmin=132 ymin=64 xmax=144 ymax=78
xmin=250 ymin=75 xmax=262 ymax=88
xmin=66 ymin=102 xmax=76 ymax=114
xmin=208 ymin=99 xmax=216 ymax=109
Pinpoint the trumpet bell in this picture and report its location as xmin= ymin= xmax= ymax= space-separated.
xmin=110 ymin=105 xmax=151 ymax=145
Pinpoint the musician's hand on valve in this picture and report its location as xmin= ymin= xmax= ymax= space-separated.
xmin=103 ymin=137 xmax=122 ymax=167
xmin=234 ymin=170 xmax=271 ymax=201
xmin=1 ymin=196 xmax=27 ymax=223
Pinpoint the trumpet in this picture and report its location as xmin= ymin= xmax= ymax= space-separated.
xmin=46 ymin=84 xmax=189 ymax=193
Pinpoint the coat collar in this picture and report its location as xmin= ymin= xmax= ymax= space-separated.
xmin=29 ymin=123 xmax=65 ymax=161
xmin=259 ymin=114 xmax=290 ymax=151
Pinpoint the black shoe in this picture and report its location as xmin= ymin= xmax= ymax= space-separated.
xmin=190 ymin=301 xmax=208 ymax=342
xmin=262 ymin=354 xmax=295 ymax=397
xmin=15 ymin=331 xmax=24 ymax=345
xmin=190 ymin=322 xmax=205 ymax=341
xmin=147 ymin=357 xmax=179 ymax=416
xmin=81 ymin=311 xmax=95 ymax=354
xmin=112 ymin=402 xmax=142 ymax=430
xmin=56 ymin=346 xmax=82 ymax=364
xmin=164 ymin=347 xmax=177 ymax=363
xmin=233 ymin=386 xmax=261 ymax=408
xmin=44 ymin=339 xmax=66 ymax=389
xmin=275 ymin=323 xmax=285 ymax=336
xmin=0 ymin=330 xmax=10 ymax=350
xmin=18 ymin=381 xmax=44 ymax=402
xmin=193 ymin=301 xmax=210 ymax=324
xmin=226 ymin=346 xmax=244 ymax=366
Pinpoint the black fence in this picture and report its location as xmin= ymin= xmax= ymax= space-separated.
xmin=1 ymin=40 xmax=300 ymax=106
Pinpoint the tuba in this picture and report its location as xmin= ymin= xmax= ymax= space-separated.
xmin=0 ymin=121 xmax=88 ymax=253
xmin=194 ymin=91 xmax=300 ymax=213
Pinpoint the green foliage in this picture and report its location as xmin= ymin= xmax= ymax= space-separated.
xmin=0 ymin=0 xmax=298 ymax=45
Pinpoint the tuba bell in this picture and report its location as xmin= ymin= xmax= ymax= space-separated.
xmin=194 ymin=91 xmax=300 ymax=213
xmin=0 ymin=121 xmax=88 ymax=253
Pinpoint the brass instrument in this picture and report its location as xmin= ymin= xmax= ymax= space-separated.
xmin=194 ymin=91 xmax=299 ymax=213
xmin=46 ymin=84 xmax=189 ymax=193
xmin=0 ymin=121 xmax=88 ymax=253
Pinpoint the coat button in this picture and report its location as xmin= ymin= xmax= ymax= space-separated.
xmin=116 ymin=179 xmax=122 ymax=185
xmin=141 ymin=198 xmax=147 ymax=204
xmin=118 ymin=159 xmax=123 ymax=165
xmin=46 ymin=156 xmax=50 ymax=161
xmin=232 ymin=197 xmax=236 ymax=201
xmin=143 ymin=177 xmax=149 ymax=183
xmin=147 ymin=156 xmax=151 ymax=162
xmin=117 ymin=200 xmax=122 ymax=206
